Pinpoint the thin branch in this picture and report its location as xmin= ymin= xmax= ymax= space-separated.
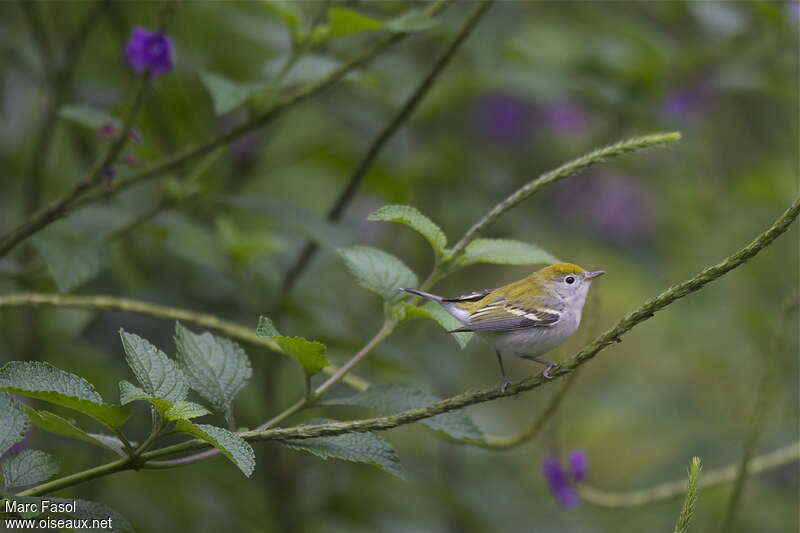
xmin=0 ymin=292 xmax=369 ymax=391
xmin=578 ymin=442 xmax=799 ymax=508
xmin=14 ymin=194 xmax=799 ymax=497
xmin=279 ymin=0 xmax=494 ymax=295
xmin=0 ymin=0 xmax=454 ymax=260
xmin=156 ymin=197 xmax=800 ymax=451
xmin=447 ymin=132 xmax=682 ymax=259
xmin=673 ymin=457 xmax=702 ymax=533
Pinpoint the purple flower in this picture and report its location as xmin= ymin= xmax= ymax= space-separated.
xmin=554 ymin=173 xmax=653 ymax=242
xmin=569 ymin=449 xmax=588 ymax=482
xmin=98 ymin=123 xmax=116 ymax=139
xmin=125 ymin=27 xmax=173 ymax=76
xmin=543 ymin=101 xmax=589 ymax=136
xmin=542 ymin=455 xmax=579 ymax=509
xmin=790 ymin=1 xmax=800 ymax=21
xmin=662 ymin=83 xmax=712 ymax=120
xmin=474 ymin=92 xmax=533 ymax=143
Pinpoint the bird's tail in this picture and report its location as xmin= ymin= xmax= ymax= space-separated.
xmin=400 ymin=287 xmax=442 ymax=302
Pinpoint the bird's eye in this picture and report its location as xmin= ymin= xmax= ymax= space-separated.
xmin=565 ymin=276 xmax=576 ymax=285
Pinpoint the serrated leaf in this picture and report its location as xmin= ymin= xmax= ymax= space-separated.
xmin=367 ymin=205 xmax=447 ymax=254
xmin=386 ymin=9 xmax=438 ymax=33
xmin=0 ymin=392 xmax=29 ymax=457
xmin=175 ymin=323 xmax=252 ymax=428
xmin=414 ymin=302 xmax=473 ymax=349
xmin=119 ymin=330 xmax=188 ymax=403
xmin=327 ymin=385 xmax=483 ymax=442
xmin=20 ymin=405 xmax=122 ymax=454
xmin=256 ymin=316 xmax=329 ymax=376
xmin=118 ymin=381 xmax=204 ymax=421
xmin=174 ymin=421 xmax=254 ymax=477
xmin=280 ymin=421 xmax=404 ymax=479
xmin=59 ymin=104 xmax=121 ymax=130
xmin=11 ymin=497 xmax=134 ymax=532
xmin=455 ymin=239 xmax=559 ymax=267
xmin=31 ymin=224 xmax=109 ymax=293
xmin=1 ymin=449 xmax=58 ymax=491
xmin=0 ymin=362 xmax=130 ymax=429
xmin=338 ymin=246 xmax=417 ymax=303
xmin=200 ymin=71 xmax=267 ymax=116
xmin=165 ymin=401 xmax=210 ymax=421
xmin=328 ymin=7 xmax=384 ymax=38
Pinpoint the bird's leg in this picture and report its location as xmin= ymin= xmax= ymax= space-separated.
xmin=496 ymin=350 xmax=511 ymax=393
xmin=517 ymin=354 xmax=558 ymax=379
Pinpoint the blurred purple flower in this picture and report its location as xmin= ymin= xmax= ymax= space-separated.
xmin=98 ymin=123 xmax=116 ymax=139
xmin=474 ymin=92 xmax=533 ymax=143
xmin=554 ymin=173 xmax=652 ymax=242
xmin=542 ymin=455 xmax=579 ymax=509
xmin=662 ymin=83 xmax=712 ymax=120
xmin=790 ymin=1 xmax=800 ymax=21
xmin=569 ymin=449 xmax=588 ymax=482
xmin=125 ymin=27 xmax=173 ymax=76
xmin=543 ymin=101 xmax=589 ymax=136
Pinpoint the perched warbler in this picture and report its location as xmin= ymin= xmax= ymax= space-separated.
xmin=402 ymin=263 xmax=604 ymax=392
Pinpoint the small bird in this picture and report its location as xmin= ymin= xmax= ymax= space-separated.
xmin=402 ymin=263 xmax=604 ymax=392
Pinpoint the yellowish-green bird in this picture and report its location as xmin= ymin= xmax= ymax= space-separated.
xmin=402 ymin=263 xmax=604 ymax=391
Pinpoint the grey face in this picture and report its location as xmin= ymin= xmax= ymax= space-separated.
xmin=551 ymin=270 xmax=604 ymax=303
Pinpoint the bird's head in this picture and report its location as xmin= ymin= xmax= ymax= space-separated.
xmin=530 ymin=262 xmax=605 ymax=304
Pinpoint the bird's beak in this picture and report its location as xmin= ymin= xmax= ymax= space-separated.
xmin=585 ymin=270 xmax=605 ymax=279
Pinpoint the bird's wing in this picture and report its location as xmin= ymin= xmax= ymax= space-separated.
xmin=441 ymin=288 xmax=496 ymax=303
xmin=450 ymin=298 xmax=563 ymax=332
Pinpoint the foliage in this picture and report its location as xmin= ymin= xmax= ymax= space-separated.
xmin=0 ymin=1 xmax=797 ymax=532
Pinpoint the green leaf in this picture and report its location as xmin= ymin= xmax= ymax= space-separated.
xmin=0 ymin=392 xmax=29 ymax=457
xmin=200 ymin=71 xmax=267 ymax=116
xmin=256 ymin=316 xmax=329 ymax=376
xmin=1 ymin=449 xmax=59 ymax=491
xmin=411 ymin=302 xmax=473 ymax=349
xmin=328 ymin=7 xmax=384 ymax=38
xmin=280 ymin=420 xmax=404 ymax=479
xmin=118 ymin=381 xmax=206 ymax=421
xmin=20 ymin=405 xmax=122 ymax=454
xmin=367 ymin=205 xmax=447 ymax=254
xmin=31 ymin=224 xmax=109 ymax=293
xmin=455 ymin=238 xmax=559 ymax=267
xmin=337 ymin=246 xmax=418 ymax=303
xmin=165 ymin=401 xmax=211 ymax=421
xmin=84 ymin=434 xmax=129 ymax=458
xmin=263 ymin=0 xmax=303 ymax=36
xmin=119 ymin=330 xmax=188 ymax=403
xmin=175 ymin=323 xmax=252 ymax=428
xmin=174 ymin=421 xmax=255 ymax=477
xmin=59 ymin=104 xmax=120 ymax=130
xmin=0 ymin=362 xmax=130 ymax=429
xmin=327 ymin=385 xmax=483 ymax=442
xmin=386 ymin=9 xmax=439 ymax=33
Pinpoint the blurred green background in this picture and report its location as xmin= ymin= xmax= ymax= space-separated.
xmin=0 ymin=1 xmax=798 ymax=532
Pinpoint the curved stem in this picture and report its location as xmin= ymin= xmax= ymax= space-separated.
xmin=279 ymin=0 xmax=494 ymax=295
xmin=0 ymin=292 xmax=370 ymax=391
xmin=579 ymin=442 xmax=799 ymax=508
xmin=18 ymin=196 xmax=800 ymax=495
xmin=447 ymin=132 xmax=681 ymax=260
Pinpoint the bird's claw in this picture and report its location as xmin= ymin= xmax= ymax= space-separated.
xmin=543 ymin=365 xmax=558 ymax=379
xmin=499 ymin=379 xmax=511 ymax=394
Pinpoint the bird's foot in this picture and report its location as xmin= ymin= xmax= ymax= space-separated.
xmin=499 ymin=379 xmax=511 ymax=394
xmin=543 ymin=364 xmax=559 ymax=379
